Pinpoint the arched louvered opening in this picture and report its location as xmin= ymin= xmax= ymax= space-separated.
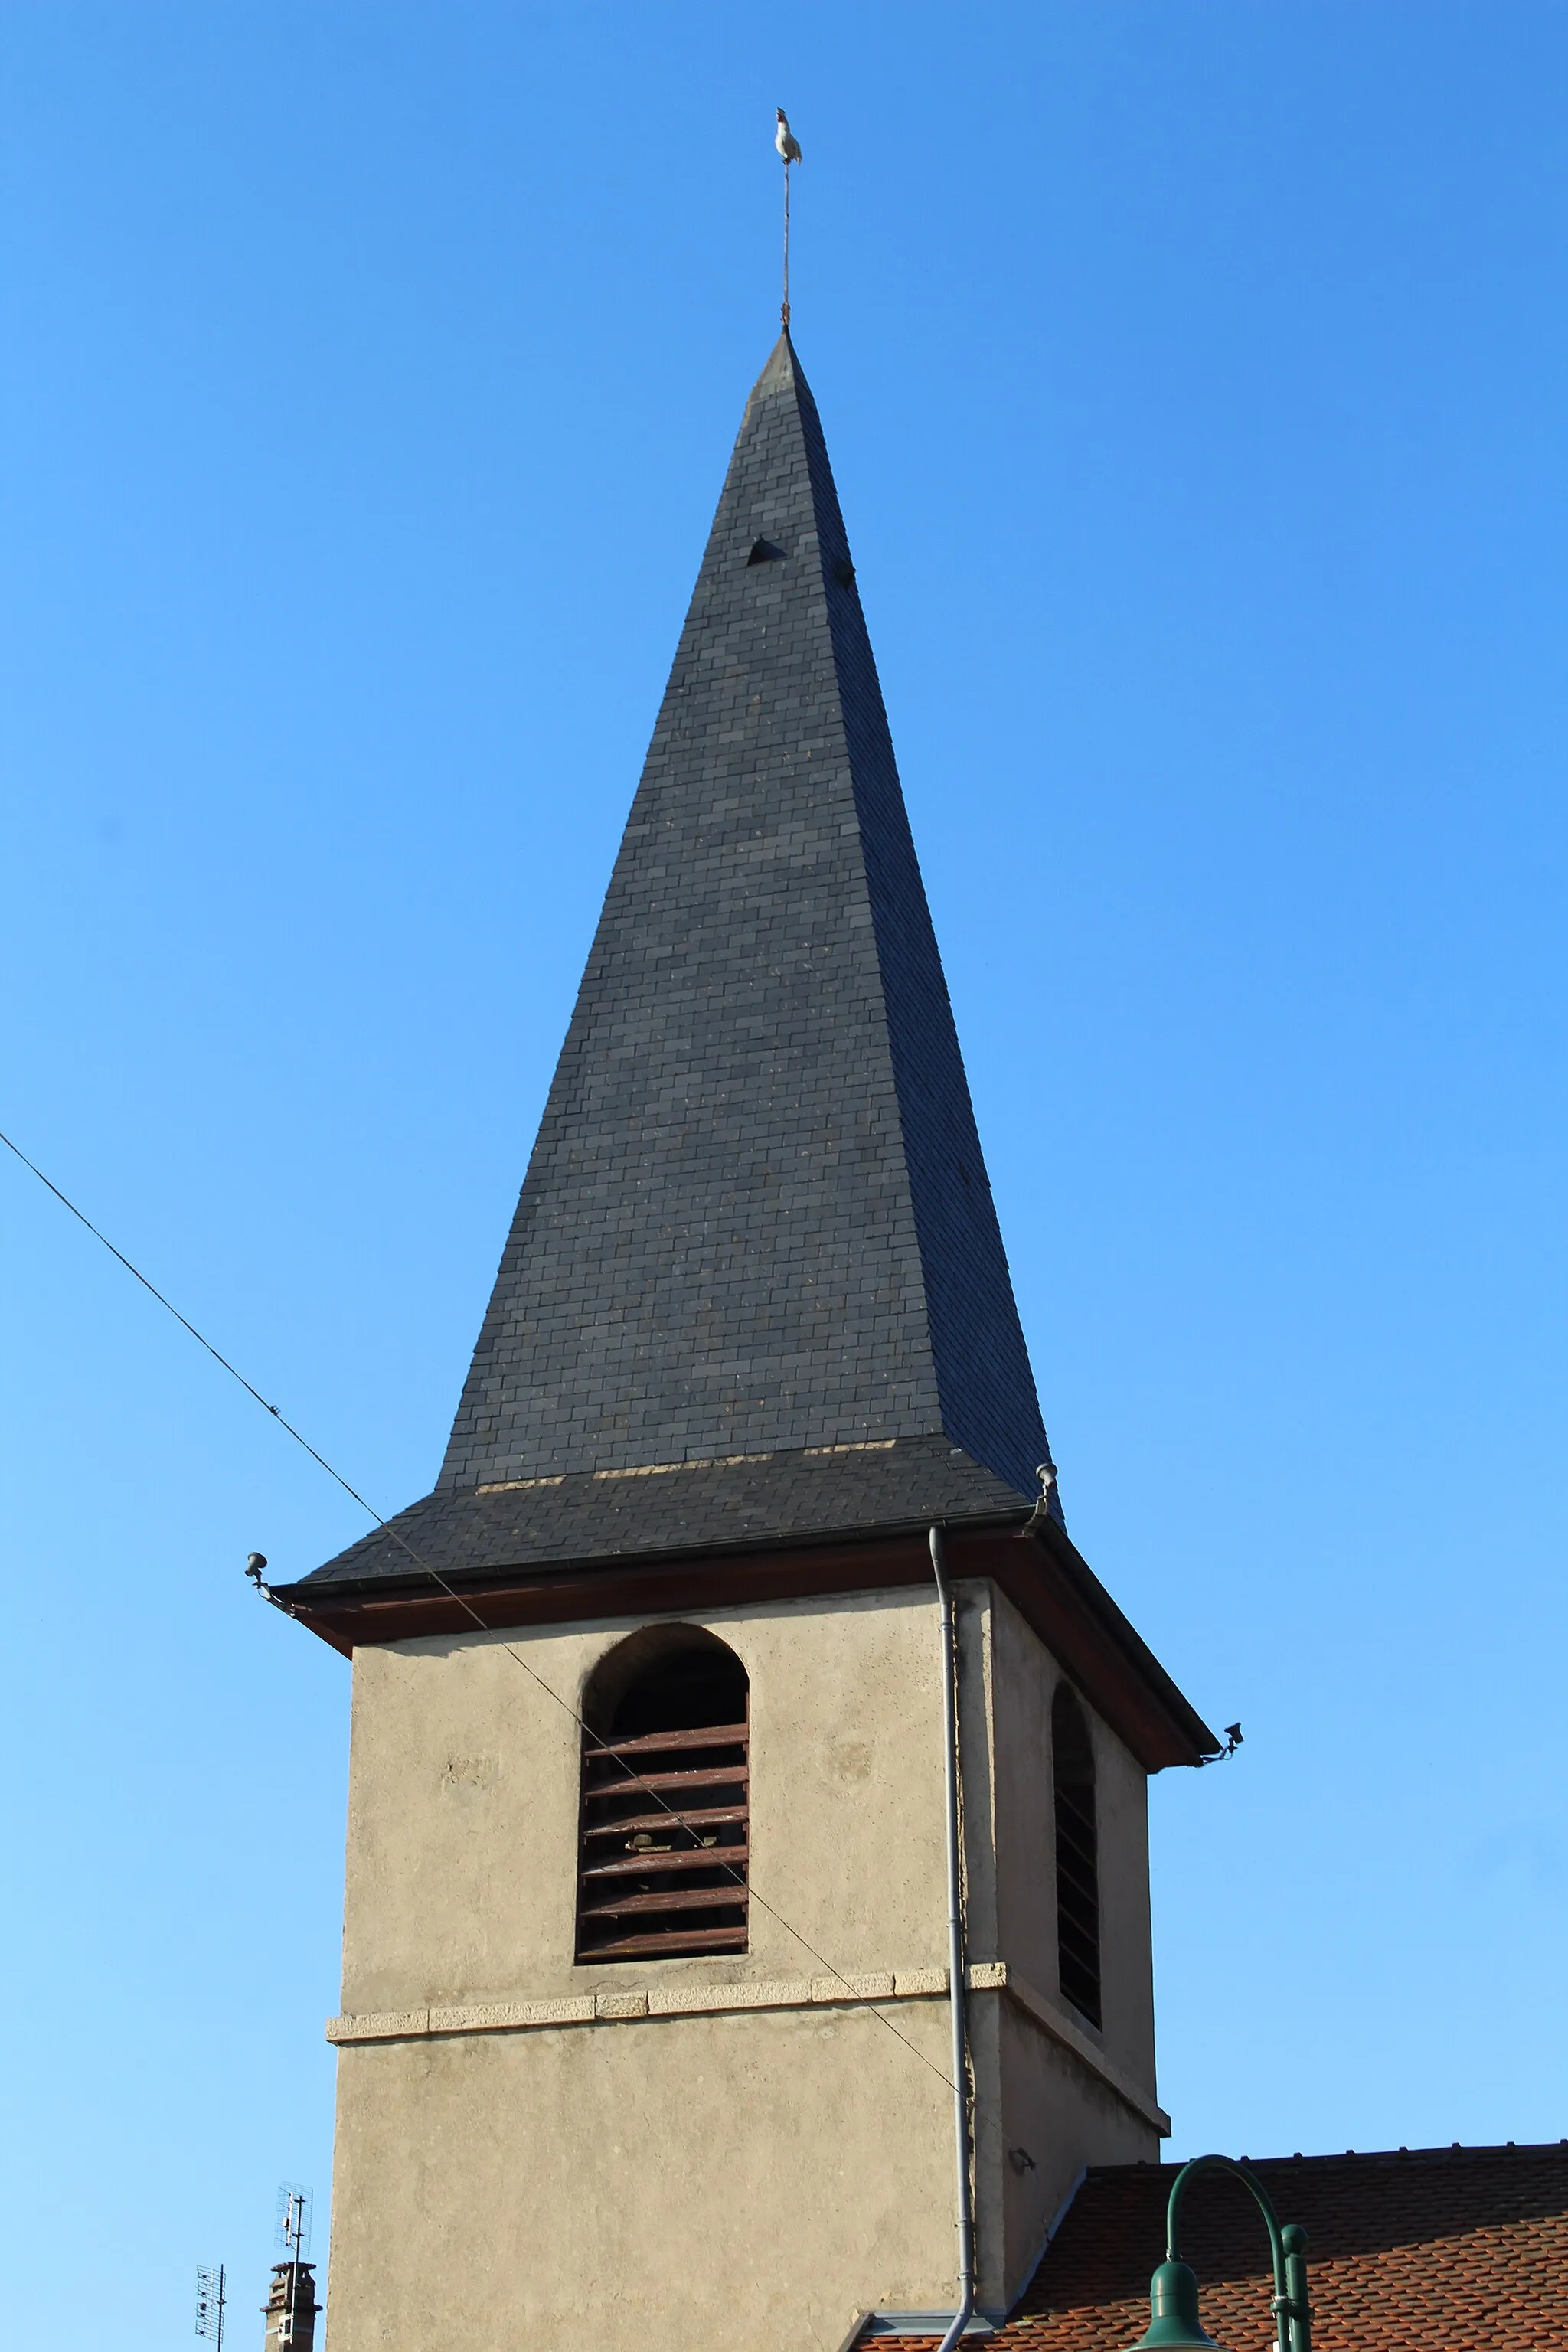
xmin=1052 ymin=1683 xmax=1102 ymax=2029
xmin=575 ymin=1626 xmax=750 ymax=1964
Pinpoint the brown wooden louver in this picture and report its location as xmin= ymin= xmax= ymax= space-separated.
xmin=575 ymin=1717 xmax=750 ymax=1962
xmin=1052 ymin=1682 xmax=1102 ymax=2029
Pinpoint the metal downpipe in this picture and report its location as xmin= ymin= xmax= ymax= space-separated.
xmin=930 ymin=1524 xmax=975 ymax=2352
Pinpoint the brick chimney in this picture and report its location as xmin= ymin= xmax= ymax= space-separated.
xmin=261 ymin=2263 xmax=317 ymax=2352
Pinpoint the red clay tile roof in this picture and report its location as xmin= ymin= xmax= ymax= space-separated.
xmin=867 ymin=2143 xmax=1568 ymax=2352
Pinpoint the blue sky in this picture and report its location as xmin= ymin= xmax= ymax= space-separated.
xmin=2 ymin=5 xmax=1565 ymax=2344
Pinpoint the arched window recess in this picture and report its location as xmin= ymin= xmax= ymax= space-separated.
xmin=575 ymin=1626 xmax=750 ymax=1964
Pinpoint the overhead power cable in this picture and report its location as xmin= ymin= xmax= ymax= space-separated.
xmin=0 ymin=1125 xmax=379 ymax=1518
xmin=0 ymin=1123 xmax=956 ymax=2094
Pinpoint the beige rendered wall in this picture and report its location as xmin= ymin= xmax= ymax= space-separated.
xmin=982 ymin=1582 xmax=1158 ymax=2095
xmin=959 ymin=1583 xmax=1161 ymax=2296
xmin=339 ymin=1586 xmax=950 ymax=2014
xmin=988 ymin=1998 xmax=1162 ymax=2298
xmin=325 ymin=1580 xmax=1161 ymax=2352
xmin=331 ymin=1998 xmax=957 ymax=2352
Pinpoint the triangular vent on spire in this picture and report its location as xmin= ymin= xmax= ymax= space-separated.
xmin=746 ymin=536 xmax=786 ymax=564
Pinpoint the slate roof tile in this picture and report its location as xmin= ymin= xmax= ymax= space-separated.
xmin=303 ymin=334 xmax=1057 ymax=1589
xmin=300 ymin=1435 xmax=1033 ymax=1588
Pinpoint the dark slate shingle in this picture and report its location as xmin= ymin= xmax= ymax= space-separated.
xmin=305 ymin=334 xmax=1054 ymax=1589
xmin=443 ymin=332 xmax=1050 ymax=1494
xmin=302 ymin=1436 xmax=1032 ymax=1587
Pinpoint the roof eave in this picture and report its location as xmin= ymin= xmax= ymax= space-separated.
xmin=270 ymin=1509 xmax=1217 ymax=1772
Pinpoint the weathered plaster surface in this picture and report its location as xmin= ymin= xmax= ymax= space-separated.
xmin=325 ymin=1582 xmax=1162 ymax=2352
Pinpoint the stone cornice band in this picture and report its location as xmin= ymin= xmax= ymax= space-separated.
xmin=325 ymin=1958 xmax=1170 ymax=2138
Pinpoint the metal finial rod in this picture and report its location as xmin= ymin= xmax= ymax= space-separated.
xmin=774 ymin=108 xmax=801 ymax=329
xmin=782 ymin=157 xmax=791 ymax=328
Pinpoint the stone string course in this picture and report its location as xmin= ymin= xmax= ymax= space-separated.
xmin=325 ymin=1959 xmax=1170 ymax=2138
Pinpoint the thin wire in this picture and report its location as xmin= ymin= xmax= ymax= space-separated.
xmin=0 ymin=1127 xmax=383 ymax=1523
xmin=1 ymin=1124 xmax=956 ymax=2093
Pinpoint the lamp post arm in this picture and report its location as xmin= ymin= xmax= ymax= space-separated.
xmin=1165 ymin=2156 xmax=1306 ymax=2352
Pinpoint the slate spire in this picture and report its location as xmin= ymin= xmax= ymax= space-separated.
xmin=440 ymin=333 xmax=1053 ymax=1508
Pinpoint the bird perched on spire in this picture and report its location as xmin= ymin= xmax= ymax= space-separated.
xmin=776 ymin=108 xmax=802 ymax=164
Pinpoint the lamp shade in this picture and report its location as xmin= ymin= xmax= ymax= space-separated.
xmin=1127 ymin=2260 xmax=1227 ymax=2352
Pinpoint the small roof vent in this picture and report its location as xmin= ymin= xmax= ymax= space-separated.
xmin=746 ymin=537 xmax=786 ymax=565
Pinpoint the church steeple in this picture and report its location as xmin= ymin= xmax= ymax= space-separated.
xmin=305 ymin=335 xmax=1063 ymax=1589
xmin=450 ymin=334 xmax=1048 ymax=1491
xmin=284 ymin=321 xmax=1216 ymax=2352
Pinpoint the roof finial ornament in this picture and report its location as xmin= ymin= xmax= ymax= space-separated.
xmin=776 ymin=108 xmax=802 ymax=328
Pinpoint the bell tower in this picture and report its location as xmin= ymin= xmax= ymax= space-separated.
xmin=276 ymin=332 xmax=1215 ymax=2352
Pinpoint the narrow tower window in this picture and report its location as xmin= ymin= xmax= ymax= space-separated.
xmin=1052 ymin=1683 xmax=1102 ymax=2028
xmin=575 ymin=1627 xmax=750 ymax=1964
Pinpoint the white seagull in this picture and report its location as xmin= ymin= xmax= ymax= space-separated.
xmin=775 ymin=108 xmax=802 ymax=164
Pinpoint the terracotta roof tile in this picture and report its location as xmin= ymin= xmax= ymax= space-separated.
xmin=865 ymin=2144 xmax=1568 ymax=2352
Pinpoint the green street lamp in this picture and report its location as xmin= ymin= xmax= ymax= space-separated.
xmin=1129 ymin=2155 xmax=1312 ymax=2352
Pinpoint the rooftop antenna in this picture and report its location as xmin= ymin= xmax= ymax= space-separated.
xmin=775 ymin=107 xmax=802 ymax=328
xmin=195 ymin=2264 xmax=227 ymax=2352
xmin=276 ymin=2181 xmax=312 ymax=2263
xmin=276 ymin=2184 xmax=312 ymax=2349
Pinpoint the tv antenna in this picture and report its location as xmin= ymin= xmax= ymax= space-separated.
xmin=275 ymin=2183 xmax=313 ymax=2350
xmin=195 ymin=2263 xmax=227 ymax=2352
xmin=276 ymin=2183 xmax=312 ymax=2262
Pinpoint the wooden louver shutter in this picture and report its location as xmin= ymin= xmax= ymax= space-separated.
xmin=1052 ymin=1684 xmax=1102 ymax=2030
xmin=575 ymin=1716 xmax=750 ymax=1962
